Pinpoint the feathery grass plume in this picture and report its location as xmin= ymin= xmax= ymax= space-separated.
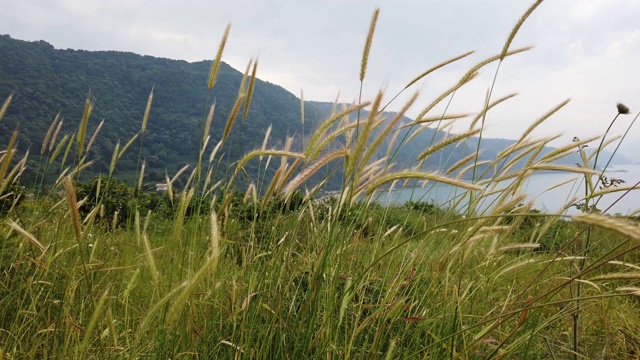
xmin=418 ymin=128 xmax=482 ymax=160
xmin=305 ymin=102 xmax=369 ymax=158
xmin=405 ymin=51 xmax=475 ymax=90
xmin=208 ymin=140 xmax=223 ymax=164
xmin=118 ymin=133 xmax=139 ymax=160
xmin=385 ymin=126 xmax=402 ymax=158
xmin=587 ymin=184 xmax=640 ymax=200
xmin=41 ymin=113 xmax=61 ymax=155
xmin=172 ymin=188 xmax=194 ymax=241
xmin=365 ymin=170 xmax=481 ymax=196
xmin=259 ymin=125 xmax=272 ymax=160
xmin=361 ymin=92 xmax=419 ymax=171
xmin=0 ymin=92 xmax=13 ymax=120
xmin=141 ymin=88 xmax=153 ymax=134
xmin=78 ymin=288 xmax=109 ymax=356
xmin=469 ymin=93 xmax=518 ymax=130
xmin=84 ymin=119 xmax=104 ymax=156
xmin=530 ymin=163 xmax=600 ymax=175
xmin=142 ymin=231 xmax=159 ymax=281
xmin=463 ymin=46 xmax=532 ymax=84
xmin=348 ymin=91 xmax=383 ymax=180
xmin=203 ymin=104 xmax=215 ymax=147
xmin=589 ymin=135 xmax=622 ymax=163
xmin=209 ymin=211 xmax=221 ymax=263
xmin=517 ymin=99 xmax=571 ymax=144
xmin=283 ymin=149 xmax=348 ymax=200
xmin=60 ymin=131 xmax=76 ymax=169
xmin=499 ymin=142 xmax=547 ymax=176
xmin=164 ymin=172 xmax=173 ymax=202
xmin=221 ymin=93 xmax=246 ymax=147
xmin=446 ymin=152 xmax=479 ymax=175
xmin=137 ymin=161 xmax=146 ymax=191
xmin=413 ymin=72 xmax=479 ymax=123
xmin=76 ymin=96 xmax=94 ymax=159
xmin=235 ymin=150 xmax=304 ymax=175
xmin=7 ymin=220 xmax=46 ymax=255
xmin=242 ymin=60 xmax=258 ymax=123
xmin=591 ymin=272 xmax=640 ymax=281
xmin=208 ymin=23 xmax=231 ymax=91
xmin=1 ymin=152 xmax=27 ymax=194
xmin=360 ymin=8 xmax=380 ymax=82
xmin=572 ymin=213 xmax=640 ymax=240
xmin=501 ymin=0 xmax=544 ymax=61
xmin=108 ymin=141 xmax=120 ymax=176
xmin=456 ymin=160 xmax=491 ymax=180
xmin=616 ymin=287 xmax=640 ymax=296
xmin=0 ymin=130 xmax=18 ymax=186
xmin=406 ymin=113 xmax=471 ymax=127
xmin=49 ymin=120 xmax=64 ymax=152
xmin=63 ymin=176 xmax=82 ymax=243
xmin=171 ymin=164 xmax=190 ymax=185
xmin=166 ymin=238 xmax=221 ymax=323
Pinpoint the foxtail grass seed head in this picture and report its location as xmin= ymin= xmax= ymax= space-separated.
xmin=0 ymin=92 xmax=13 ymax=120
xmin=208 ymin=23 xmax=231 ymax=91
xmin=360 ymin=8 xmax=380 ymax=82
xmin=617 ymin=102 xmax=630 ymax=114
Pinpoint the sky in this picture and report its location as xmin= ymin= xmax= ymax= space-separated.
xmin=1 ymin=0 xmax=640 ymax=156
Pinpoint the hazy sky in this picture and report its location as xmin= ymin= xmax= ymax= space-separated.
xmin=1 ymin=0 xmax=639 ymax=152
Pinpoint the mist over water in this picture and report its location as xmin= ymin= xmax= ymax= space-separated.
xmin=378 ymin=164 xmax=640 ymax=216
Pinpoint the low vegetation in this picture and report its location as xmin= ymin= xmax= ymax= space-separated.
xmin=1 ymin=1 xmax=640 ymax=358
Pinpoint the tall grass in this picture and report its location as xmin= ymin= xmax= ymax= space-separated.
xmin=1 ymin=2 xmax=640 ymax=358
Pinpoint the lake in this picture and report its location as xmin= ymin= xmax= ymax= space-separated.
xmin=377 ymin=164 xmax=640 ymax=216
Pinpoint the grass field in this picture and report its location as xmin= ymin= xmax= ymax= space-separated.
xmin=1 ymin=2 xmax=640 ymax=358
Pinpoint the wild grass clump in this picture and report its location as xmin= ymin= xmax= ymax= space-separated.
xmin=1 ymin=1 xmax=640 ymax=358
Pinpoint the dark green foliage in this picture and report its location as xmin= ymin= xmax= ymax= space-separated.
xmin=77 ymin=176 xmax=134 ymax=227
xmin=0 ymin=182 xmax=26 ymax=216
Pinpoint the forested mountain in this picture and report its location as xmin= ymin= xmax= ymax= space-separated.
xmin=0 ymin=35 xmax=631 ymax=188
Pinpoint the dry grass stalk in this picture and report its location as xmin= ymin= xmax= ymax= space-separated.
xmin=283 ymin=149 xmax=348 ymax=199
xmin=469 ymin=93 xmax=518 ymax=130
xmin=572 ymin=213 xmax=640 ymax=241
xmin=60 ymin=131 xmax=76 ymax=168
xmin=414 ymin=73 xmax=478 ymax=123
xmin=591 ymin=273 xmax=640 ymax=281
xmin=501 ymin=0 xmax=544 ymax=61
xmin=407 ymin=113 xmax=471 ymax=127
xmin=118 ymin=133 xmax=140 ymax=160
xmin=49 ymin=119 xmax=64 ymax=152
xmin=141 ymin=88 xmax=153 ymax=134
xmin=235 ymin=150 xmax=304 ymax=175
xmin=41 ymin=113 xmax=61 ymax=155
xmin=85 ymin=119 xmax=104 ymax=156
xmin=360 ymin=8 xmax=380 ymax=82
xmin=0 ymin=92 xmax=13 ymax=120
xmin=208 ymin=23 xmax=231 ymax=91
xmin=203 ymin=104 xmax=215 ymax=146
xmin=242 ymin=60 xmax=258 ymax=122
xmin=63 ymin=176 xmax=83 ymax=243
xmin=365 ymin=170 xmax=481 ymax=196
xmin=76 ymin=97 xmax=94 ymax=159
xmin=305 ymin=103 xmax=370 ymax=159
xmin=517 ymin=99 xmax=571 ymax=144
xmin=446 ymin=152 xmax=479 ymax=175
xmin=221 ymin=93 xmax=246 ymax=146
xmin=8 ymin=220 xmax=46 ymax=255
xmin=405 ymin=51 xmax=475 ymax=89
xmin=109 ymin=141 xmax=120 ymax=176
xmin=0 ymin=130 xmax=18 ymax=187
xmin=361 ymin=92 xmax=419 ymax=170
xmin=417 ymin=128 xmax=482 ymax=161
